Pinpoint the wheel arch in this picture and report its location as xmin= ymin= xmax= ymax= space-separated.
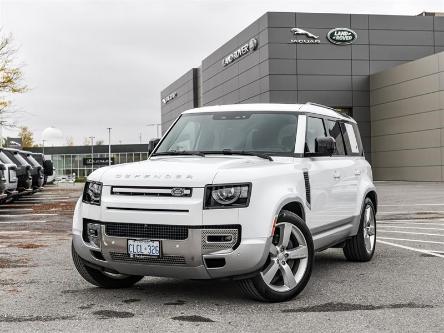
xmin=365 ymin=190 xmax=378 ymax=213
xmin=275 ymin=198 xmax=306 ymax=221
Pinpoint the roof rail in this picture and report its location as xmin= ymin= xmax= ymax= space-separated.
xmin=305 ymin=102 xmax=352 ymax=119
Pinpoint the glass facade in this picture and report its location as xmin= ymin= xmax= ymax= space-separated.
xmin=49 ymin=152 xmax=150 ymax=178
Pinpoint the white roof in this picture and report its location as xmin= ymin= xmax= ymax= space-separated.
xmin=182 ymin=103 xmax=355 ymax=123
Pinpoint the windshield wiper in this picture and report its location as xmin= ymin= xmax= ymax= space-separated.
xmin=204 ymin=149 xmax=273 ymax=161
xmin=152 ymin=151 xmax=205 ymax=157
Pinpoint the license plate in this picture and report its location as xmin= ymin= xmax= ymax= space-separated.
xmin=127 ymin=239 xmax=161 ymax=257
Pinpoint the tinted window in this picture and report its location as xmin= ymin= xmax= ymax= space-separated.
xmin=341 ymin=122 xmax=363 ymax=156
xmin=305 ymin=117 xmax=326 ymax=153
xmin=326 ymin=120 xmax=346 ymax=155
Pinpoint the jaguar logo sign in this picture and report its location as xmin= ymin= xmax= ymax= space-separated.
xmin=290 ymin=28 xmax=320 ymax=44
xmin=327 ymin=28 xmax=357 ymax=45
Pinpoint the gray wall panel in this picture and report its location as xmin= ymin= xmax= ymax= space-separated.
xmin=369 ymin=30 xmax=434 ymax=46
xmin=370 ymin=45 xmax=435 ymax=61
xmin=298 ymin=90 xmax=352 ymax=106
xmin=297 ymin=60 xmax=351 ymax=75
xmin=296 ymin=44 xmax=352 ymax=60
xmin=298 ymin=75 xmax=351 ymax=91
xmin=296 ymin=13 xmax=350 ymax=28
xmin=351 ymin=14 xmax=369 ymax=29
xmin=369 ymin=15 xmax=433 ymax=31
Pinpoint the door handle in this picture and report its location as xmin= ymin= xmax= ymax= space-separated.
xmin=354 ymin=169 xmax=361 ymax=176
xmin=333 ymin=171 xmax=341 ymax=180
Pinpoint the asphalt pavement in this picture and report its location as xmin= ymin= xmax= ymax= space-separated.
xmin=0 ymin=181 xmax=443 ymax=332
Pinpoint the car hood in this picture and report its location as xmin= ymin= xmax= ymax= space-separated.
xmin=92 ymin=156 xmax=276 ymax=187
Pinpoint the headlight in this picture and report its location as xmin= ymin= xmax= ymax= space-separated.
xmin=204 ymin=183 xmax=251 ymax=209
xmin=82 ymin=181 xmax=102 ymax=206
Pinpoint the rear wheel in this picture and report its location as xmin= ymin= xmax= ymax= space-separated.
xmin=343 ymin=198 xmax=376 ymax=262
xmin=72 ymin=243 xmax=143 ymax=288
xmin=238 ymin=210 xmax=314 ymax=302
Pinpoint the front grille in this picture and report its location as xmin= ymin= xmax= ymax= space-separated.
xmin=110 ymin=252 xmax=186 ymax=265
xmin=111 ymin=186 xmax=192 ymax=197
xmin=105 ymin=223 xmax=189 ymax=240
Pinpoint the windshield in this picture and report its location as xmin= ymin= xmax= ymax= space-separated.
xmin=155 ymin=112 xmax=298 ymax=155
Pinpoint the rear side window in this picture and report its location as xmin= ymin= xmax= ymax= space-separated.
xmin=341 ymin=122 xmax=363 ymax=156
xmin=326 ymin=120 xmax=346 ymax=156
xmin=305 ymin=117 xmax=326 ymax=153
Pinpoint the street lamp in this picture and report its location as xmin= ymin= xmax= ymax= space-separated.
xmin=89 ymin=136 xmax=95 ymax=173
xmin=107 ymin=128 xmax=112 ymax=166
xmin=146 ymin=123 xmax=161 ymax=138
xmin=42 ymin=140 xmax=46 ymax=155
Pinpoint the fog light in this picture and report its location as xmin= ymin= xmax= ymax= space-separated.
xmin=87 ymin=223 xmax=102 ymax=249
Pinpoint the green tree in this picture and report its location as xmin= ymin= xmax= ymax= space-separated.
xmin=19 ymin=126 xmax=34 ymax=147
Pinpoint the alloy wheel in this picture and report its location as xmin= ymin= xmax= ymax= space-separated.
xmin=363 ymin=205 xmax=376 ymax=253
xmin=260 ymin=222 xmax=309 ymax=292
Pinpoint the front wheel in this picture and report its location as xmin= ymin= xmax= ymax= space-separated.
xmin=238 ymin=210 xmax=314 ymax=302
xmin=72 ymin=243 xmax=143 ymax=288
xmin=343 ymin=198 xmax=376 ymax=262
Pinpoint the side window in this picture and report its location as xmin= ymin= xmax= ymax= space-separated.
xmin=305 ymin=117 xmax=326 ymax=153
xmin=326 ymin=120 xmax=346 ymax=156
xmin=341 ymin=122 xmax=363 ymax=156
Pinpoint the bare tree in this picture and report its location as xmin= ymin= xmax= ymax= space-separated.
xmin=95 ymin=139 xmax=104 ymax=145
xmin=0 ymin=31 xmax=27 ymax=119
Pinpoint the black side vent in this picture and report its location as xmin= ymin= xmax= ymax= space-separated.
xmin=303 ymin=171 xmax=311 ymax=206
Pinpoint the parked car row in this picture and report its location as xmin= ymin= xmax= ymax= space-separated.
xmin=0 ymin=148 xmax=54 ymax=202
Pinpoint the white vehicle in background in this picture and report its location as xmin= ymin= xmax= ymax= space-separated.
xmin=72 ymin=103 xmax=377 ymax=302
xmin=0 ymin=150 xmax=18 ymax=199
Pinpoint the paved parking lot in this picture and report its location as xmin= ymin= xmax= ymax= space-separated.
xmin=0 ymin=182 xmax=443 ymax=332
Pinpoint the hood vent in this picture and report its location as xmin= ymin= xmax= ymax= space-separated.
xmin=111 ymin=186 xmax=192 ymax=197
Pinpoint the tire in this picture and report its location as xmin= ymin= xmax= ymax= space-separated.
xmin=343 ymin=198 xmax=376 ymax=262
xmin=238 ymin=210 xmax=314 ymax=302
xmin=71 ymin=243 xmax=143 ymax=288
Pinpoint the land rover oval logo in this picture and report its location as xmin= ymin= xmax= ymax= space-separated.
xmin=327 ymin=28 xmax=357 ymax=45
xmin=171 ymin=187 xmax=185 ymax=197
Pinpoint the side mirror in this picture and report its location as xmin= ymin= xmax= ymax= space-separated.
xmin=315 ymin=136 xmax=336 ymax=156
xmin=148 ymin=138 xmax=160 ymax=154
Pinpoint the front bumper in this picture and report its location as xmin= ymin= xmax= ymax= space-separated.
xmin=72 ymin=224 xmax=270 ymax=279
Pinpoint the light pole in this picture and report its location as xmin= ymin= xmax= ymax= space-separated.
xmin=89 ymin=136 xmax=95 ymax=173
xmin=42 ymin=140 xmax=46 ymax=155
xmin=146 ymin=123 xmax=161 ymax=138
xmin=107 ymin=128 xmax=112 ymax=166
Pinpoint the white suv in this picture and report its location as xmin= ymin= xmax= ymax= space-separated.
xmin=72 ymin=103 xmax=377 ymax=302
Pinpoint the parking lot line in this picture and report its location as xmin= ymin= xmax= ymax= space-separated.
xmin=379 ymin=203 xmax=444 ymax=207
xmin=378 ymin=236 xmax=444 ymax=245
xmin=378 ymin=221 xmax=444 ymax=226
xmin=377 ymin=240 xmax=444 ymax=258
xmin=0 ymin=208 xmax=33 ymax=212
xmin=378 ymin=226 xmax=444 ymax=231
xmin=378 ymin=211 xmax=444 ymax=215
xmin=0 ymin=213 xmax=58 ymax=217
xmin=378 ymin=230 xmax=444 ymax=237
xmin=0 ymin=220 xmax=47 ymax=224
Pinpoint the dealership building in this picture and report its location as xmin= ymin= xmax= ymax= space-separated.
xmin=29 ymin=144 xmax=150 ymax=178
xmin=161 ymin=12 xmax=444 ymax=181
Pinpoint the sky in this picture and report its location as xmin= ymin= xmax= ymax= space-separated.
xmin=0 ymin=0 xmax=442 ymax=146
